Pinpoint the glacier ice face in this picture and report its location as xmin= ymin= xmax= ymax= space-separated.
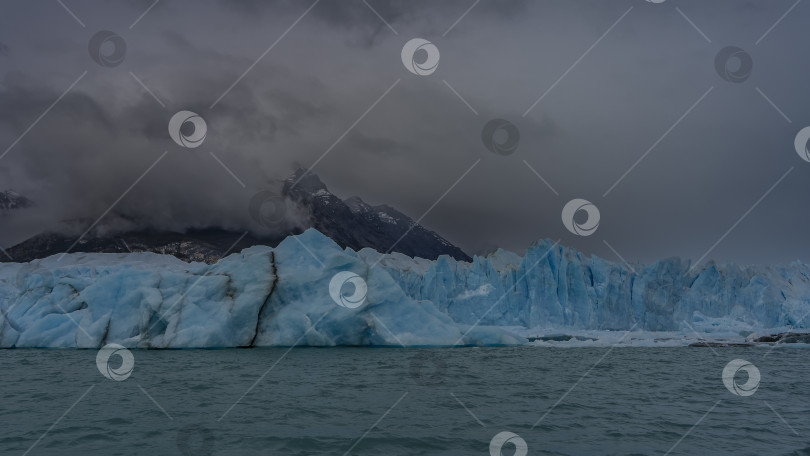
xmin=0 ymin=230 xmax=522 ymax=348
xmin=367 ymin=239 xmax=810 ymax=335
xmin=1 ymin=229 xmax=809 ymax=348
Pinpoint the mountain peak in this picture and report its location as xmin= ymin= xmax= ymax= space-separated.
xmin=281 ymin=170 xmax=472 ymax=262
xmin=283 ymin=169 xmax=327 ymax=194
xmin=0 ymin=189 xmax=32 ymax=211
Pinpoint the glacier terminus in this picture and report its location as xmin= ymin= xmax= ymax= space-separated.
xmin=1 ymin=229 xmax=808 ymax=348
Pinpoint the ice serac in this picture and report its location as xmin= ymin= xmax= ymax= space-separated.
xmin=368 ymin=239 xmax=810 ymax=333
xmin=1 ymin=229 xmax=809 ymax=348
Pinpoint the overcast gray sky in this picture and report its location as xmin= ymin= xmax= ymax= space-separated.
xmin=1 ymin=0 xmax=809 ymax=265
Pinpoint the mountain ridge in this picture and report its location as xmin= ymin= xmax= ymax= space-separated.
xmin=1 ymin=171 xmax=472 ymax=263
xmin=283 ymin=169 xmax=471 ymax=262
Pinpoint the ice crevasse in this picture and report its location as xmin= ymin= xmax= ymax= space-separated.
xmin=1 ymin=229 xmax=809 ymax=348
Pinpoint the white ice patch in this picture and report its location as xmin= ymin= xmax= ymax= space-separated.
xmin=456 ymin=284 xmax=494 ymax=300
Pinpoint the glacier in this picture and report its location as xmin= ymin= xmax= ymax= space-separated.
xmin=0 ymin=228 xmax=809 ymax=348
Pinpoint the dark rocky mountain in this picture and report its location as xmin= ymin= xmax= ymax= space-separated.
xmin=1 ymin=171 xmax=471 ymax=263
xmin=283 ymin=169 xmax=471 ymax=262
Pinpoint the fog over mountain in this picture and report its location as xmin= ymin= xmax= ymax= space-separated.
xmin=2 ymin=170 xmax=471 ymax=263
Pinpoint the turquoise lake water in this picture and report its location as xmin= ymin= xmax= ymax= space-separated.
xmin=0 ymin=347 xmax=807 ymax=455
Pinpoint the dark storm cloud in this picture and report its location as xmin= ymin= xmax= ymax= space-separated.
xmin=1 ymin=0 xmax=809 ymax=265
xmin=218 ymin=0 xmax=533 ymax=48
xmin=343 ymin=131 xmax=411 ymax=157
xmin=221 ymin=0 xmax=530 ymax=29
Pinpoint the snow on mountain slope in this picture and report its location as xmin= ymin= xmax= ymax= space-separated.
xmin=1 ymin=229 xmax=808 ymax=348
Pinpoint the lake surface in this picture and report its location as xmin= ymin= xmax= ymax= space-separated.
xmin=0 ymin=346 xmax=807 ymax=455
